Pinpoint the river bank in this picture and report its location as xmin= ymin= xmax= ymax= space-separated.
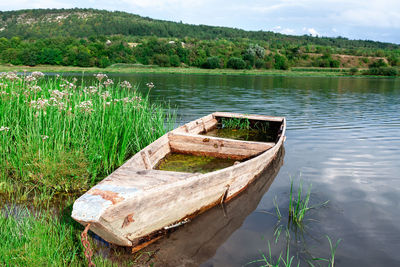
xmin=1 ymin=64 xmax=398 ymax=78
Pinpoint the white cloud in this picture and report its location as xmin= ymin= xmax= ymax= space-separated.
xmin=307 ymin=28 xmax=319 ymax=37
xmin=273 ymin=26 xmax=296 ymax=35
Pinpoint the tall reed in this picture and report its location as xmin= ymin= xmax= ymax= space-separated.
xmin=0 ymin=72 xmax=174 ymax=197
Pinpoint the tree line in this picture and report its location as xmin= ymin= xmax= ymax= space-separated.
xmin=0 ymin=9 xmax=399 ymax=74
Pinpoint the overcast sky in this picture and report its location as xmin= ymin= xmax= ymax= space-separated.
xmin=1 ymin=0 xmax=399 ymax=44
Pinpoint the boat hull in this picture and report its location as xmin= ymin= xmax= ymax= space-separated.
xmin=72 ymin=112 xmax=286 ymax=247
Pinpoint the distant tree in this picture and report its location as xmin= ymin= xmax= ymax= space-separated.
xmin=369 ymin=59 xmax=387 ymax=68
xmin=274 ymin=54 xmax=289 ymax=70
xmin=255 ymin=59 xmax=265 ymax=69
xmin=169 ymin=55 xmax=181 ymax=67
xmin=152 ymin=54 xmax=170 ymax=67
xmin=349 ymin=67 xmax=358 ymax=75
xmin=227 ymin=57 xmax=246 ymax=69
xmin=202 ymin=56 xmax=221 ymax=69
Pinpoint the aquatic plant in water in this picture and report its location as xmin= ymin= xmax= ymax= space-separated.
xmin=248 ymin=179 xmax=338 ymax=266
xmin=221 ymin=117 xmax=250 ymax=129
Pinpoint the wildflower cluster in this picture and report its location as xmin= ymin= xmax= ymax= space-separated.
xmin=146 ymin=82 xmax=155 ymax=90
xmin=83 ymin=86 xmax=98 ymax=94
xmin=0 ymin=72 xmax=20 ymax=81
xmin=121 ymin=80 xmax=132 ymax=89
xmin=0 ymin=126 xmax=10 ymax=132
xmin=31 ymin=71 xmax=45 ymax=79
xmin=103 ymin=79 xmax=114 ymax=87
xmin=78 ymin=100 xmax=94 ymax=114
xmin=94 ymin=73 xmax=107 ymax=82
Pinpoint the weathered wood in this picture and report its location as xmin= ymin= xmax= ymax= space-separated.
xmin=213 ymin=111 xmax=284 ymax=122
xmin=169 ymin=133 xmax=274 ymax=160
xmin=71 ymin=112 xmax=286 ymax=248
xmin=172 ymin=114 xmax=217 ymax=135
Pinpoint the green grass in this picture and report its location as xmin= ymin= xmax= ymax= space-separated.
xmin=0 ymin=206 xmax=143 ymax=266
xmin=310 ymin=236 xmax=341 ymax=267
xmin=288 ymin=180 xmax=312 ymax=226
xmin=0 ymin=71 xmax=174 ymax=198
xmin=0 ymin=207 xmax=80 ymax=266
xmin=272 ymin=180 xmax=328 ymax=228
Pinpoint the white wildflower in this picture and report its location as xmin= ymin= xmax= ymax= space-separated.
xmin=121 ymin=81 xmax=132 ymax=89
xmin=103 ymin=79 xmax=114 ymax=87
xmin=94 ymin=73 xmax=107 ymax=82
xmin=25 ymin=75 xmax=36 ymax=82
xmin=31 ymin=71 xmax=45 ymax=79
xmin=0 ymin=126 xmax=10 ymax=132
xmin=101 ymin=91 xmax=111 ymax=100
xmin=78 ymin=100 xmax=94 ymax=113
xmin=146 ymin=82 xmax=155 ymax=89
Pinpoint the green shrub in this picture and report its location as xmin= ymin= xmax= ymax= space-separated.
xmin=201 ymin=56 xmax=221 ymax=69
xmin=365 ymin=67 xmax=398 ymax=76
xmin=169 ymin=55 xmax=181 ymax=67
xmin=349 ymin=67 xmax=358 ymax=75
xmin=227 ymin=57 xmax=246 ymax=69
xmin=369 ymin=59 xmax=388 ymax=68
xmin=255 ymin=59 xmax=265 ymax=69
xmin=274 ymin=54 xmax=289 ymax=70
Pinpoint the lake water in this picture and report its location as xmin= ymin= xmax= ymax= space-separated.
xmin=75 ymin=73 xmax=400 ymax=266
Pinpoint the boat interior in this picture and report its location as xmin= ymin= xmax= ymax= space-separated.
xmin=123 ymin=112 xmax=285 ymax=174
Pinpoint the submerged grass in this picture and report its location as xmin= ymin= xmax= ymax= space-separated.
xmin=288 ymin=180 xmax=312 ymax=226
xmin=249 ymin=179 xmax=338 ymax=267
xmin=0 ymin=71 xmax=174 ymax=198
xmin=221 ymin=117 xmax=250 ymax=129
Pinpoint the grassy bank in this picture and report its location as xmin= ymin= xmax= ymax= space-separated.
xmin=0 ymin=205 xmax=147 ymax=266
xmin=0 ymin=71 xmax=174 ymax=199
xmin=1 ymin=64 xmax=398 ymax=77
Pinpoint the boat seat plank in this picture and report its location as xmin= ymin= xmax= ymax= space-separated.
xmin=168 ymin=132 xmax=275 ymax=160
xmin=213 ymin=112 xmax=284 ymax=122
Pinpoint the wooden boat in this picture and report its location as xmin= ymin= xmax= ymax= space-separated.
xmin=124 ymin=147 xmax=285 ymax=266
xmin=72 ymin=112 xmax=286 ymax=248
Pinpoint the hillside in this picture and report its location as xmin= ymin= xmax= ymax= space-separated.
xmin=0 ymin=8 xmax=399 ymax=74
xmin=1 ymin=8 xmax=398 ymax=50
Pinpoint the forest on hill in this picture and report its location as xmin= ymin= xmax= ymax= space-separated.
xmin=0 ymin=8 xmax=399 ymax=74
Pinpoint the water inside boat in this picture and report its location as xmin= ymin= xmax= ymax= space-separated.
xmin=155 ymin=153 xmax=239 ymax=173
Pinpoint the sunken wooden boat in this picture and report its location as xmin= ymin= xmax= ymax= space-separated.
xmin=72 ymin=112 xmax=286 ymax=247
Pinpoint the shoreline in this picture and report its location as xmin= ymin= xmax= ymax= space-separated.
xmin=0 ymin=64 xmax=397 ymax=78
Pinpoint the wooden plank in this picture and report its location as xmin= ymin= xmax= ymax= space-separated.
xmin=102 ymin=168 xmax=194 ymax=190
xmin=169 ymin=133 xmax=275 ymax=151
xmin=124 ymin=134 xmax=170 ymax=169
xmin=168 ymin=133 xmax=274 ymax=160
xmin=147 ymin=142 xmax=171 ymax=168
xmin=213 ymin=112 xmax=284 ymax=122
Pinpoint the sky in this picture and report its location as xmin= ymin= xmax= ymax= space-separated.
xmin=1 ymin=0 xmax=399 ymax=44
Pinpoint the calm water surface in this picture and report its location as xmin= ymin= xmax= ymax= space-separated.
xmin=74 ymin=73 xmax=400 ymax=266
